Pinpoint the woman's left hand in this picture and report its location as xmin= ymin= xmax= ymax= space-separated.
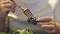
xmin=37 ymin=16 xmax=56 ymax=34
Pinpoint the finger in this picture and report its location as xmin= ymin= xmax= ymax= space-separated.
xmin=45 ymin=29 xmax=55 ymax=34
xmin=37 ymin=22 xmax=48 ymax=26
xmin=1 ymin=0 xmax=16 ymax=7
xmin=1 ymin=3 xmax=12 ymax=7
xmin=1 ymin=4 xmax=15 ymax=12
xmin=1 ymin=0 xmax=11 ymax=4
xmin=37 ymin=16 xmax=53 ymax=22
xmin=41 ymin=25 xmax=55 ymax=29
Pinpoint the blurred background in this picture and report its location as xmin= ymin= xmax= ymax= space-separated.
xmin=0 ymin=0 xmax=60 ymax=34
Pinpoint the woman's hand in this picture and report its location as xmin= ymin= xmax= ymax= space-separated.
xmin=0 ymin=0 xmax=16 ymax=13
xmin=37 ymin=16 xmax=56 ymax=34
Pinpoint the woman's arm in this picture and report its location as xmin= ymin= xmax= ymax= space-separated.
xmin=0 ymin=0 xmax=15 ymax=32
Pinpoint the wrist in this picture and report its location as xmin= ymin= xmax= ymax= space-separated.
xmin=56 ymin=23 xmax=60 ymax=34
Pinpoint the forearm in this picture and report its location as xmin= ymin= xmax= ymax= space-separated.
xmin=0 ymin=11 xmax=6 ymax=32
xmin=0 ymin=21 xmax=6 ymax=32
xmin=56 ymin=23 xmax=60 ymax=34
xmin=0 ymin=18 xmax=6 ymax=32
